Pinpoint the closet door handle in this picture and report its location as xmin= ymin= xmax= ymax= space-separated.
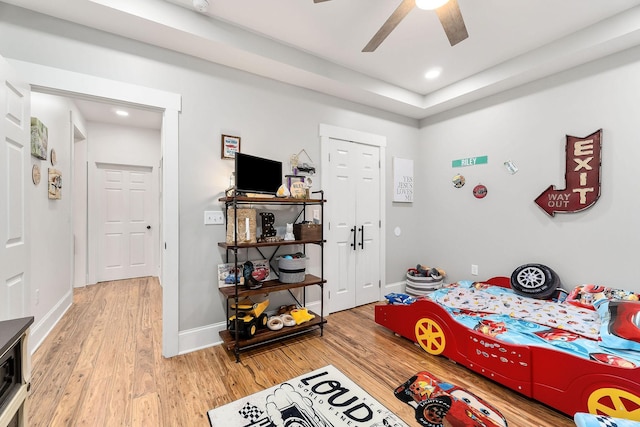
xmin=350 ymin=226 xmax=357 ymax=250
xmin=358 ymin=226 xmax=364 ymax=249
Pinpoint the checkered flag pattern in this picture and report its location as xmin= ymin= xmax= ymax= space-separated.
xmin=594 ymin=415 xmax=619 ymax=427
xmin=239 ymin=402 xmax=264 ymax=423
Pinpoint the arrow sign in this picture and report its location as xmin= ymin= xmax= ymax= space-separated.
xmin=535 ymin=129 xmax=602 ymax=217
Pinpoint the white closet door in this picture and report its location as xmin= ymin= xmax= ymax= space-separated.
xmin=354 ymin=143 xmax=381 ymax=306
xmin=325 ymin=138 xmax=381 ymax=312
xmin=0 ymin=56 xmax=30 ymax=320
xmin=326 ymin=138 xmax=357 ymax=312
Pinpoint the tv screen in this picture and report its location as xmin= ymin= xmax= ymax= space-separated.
xmin=235 ymin=153 xmax=283 ymax=195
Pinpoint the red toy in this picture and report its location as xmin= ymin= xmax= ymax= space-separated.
xmin=395 ymin=371 xmax=507 ymax=427
xmin=375 ymin=277 xmax=640 ymax=420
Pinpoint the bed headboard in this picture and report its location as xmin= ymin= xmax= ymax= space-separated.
xmin=485 ymin=276 xmax=511 ymax=289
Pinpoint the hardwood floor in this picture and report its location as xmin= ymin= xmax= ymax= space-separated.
xmin=28 ymin=277 xmax=574 ymax=426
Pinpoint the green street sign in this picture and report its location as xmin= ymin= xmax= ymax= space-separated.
xmin=452 ymin=155 xmax=488 ymax=168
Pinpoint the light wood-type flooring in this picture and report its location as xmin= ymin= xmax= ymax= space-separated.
xmin=28 ymin=277 xmax=574 ymax=426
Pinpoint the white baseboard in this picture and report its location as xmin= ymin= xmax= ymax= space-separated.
xmin=383 ymin=280 xmax=405 ymax=294
xmin=30 ymin=289 xmax=73 ymax=354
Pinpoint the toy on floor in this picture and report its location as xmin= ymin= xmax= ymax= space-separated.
xmin=395 ymin=371 xmax=507 ymax=427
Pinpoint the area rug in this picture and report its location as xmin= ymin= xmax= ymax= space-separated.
xmin=394 ymin=371 xmax=507 ymax=427
xmin=208 ymin=364 xmax=409 ymax=426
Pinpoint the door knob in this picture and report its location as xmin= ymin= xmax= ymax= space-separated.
xmin=147 ymin=225 xmax=151 ymax=230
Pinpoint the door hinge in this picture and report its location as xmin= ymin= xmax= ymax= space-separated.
xmin=379 ymin=280 xmax=381 ymax=288
xmin=379 ymin=220 xmax=381 ymax=228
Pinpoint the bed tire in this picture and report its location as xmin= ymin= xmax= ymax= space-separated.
xmin=510 ymin=263 xmax=559 ymax=299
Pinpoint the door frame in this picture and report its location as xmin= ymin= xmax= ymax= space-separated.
xmin=319 ymin=124 xmax=387 ymax=314
xmin=11 ymin=59 xmax=181 ymax=357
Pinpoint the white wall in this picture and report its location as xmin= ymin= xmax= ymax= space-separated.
xmin=418 ymin=44 xmax=640 ymax=291
xmin=29 ymin=92 xmax=87 ymax=350
xmin=86 ymin=121 xmax=161 ymax=284
xmin=0 ymin=4 xmax=421 ymax=352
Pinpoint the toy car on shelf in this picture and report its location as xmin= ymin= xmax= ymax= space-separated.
xmin=228 ymin=299 xmax=269 ymax=338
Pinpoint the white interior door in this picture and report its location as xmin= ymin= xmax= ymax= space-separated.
xmin=326 ymin=139 xmax=357 ymax=312
xmin=97 ymin=163 xmax=154 ymax=282
xmin=355 ymin=144 xmax=381 ymax=306
xmin=325 ymin=138 xmax=381 ymax=313
xmin=0 ymin=56 xmax=30 ymax=320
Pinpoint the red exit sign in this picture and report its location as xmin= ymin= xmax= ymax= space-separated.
xmin=535 ymin=129 xmax=602 ymax=217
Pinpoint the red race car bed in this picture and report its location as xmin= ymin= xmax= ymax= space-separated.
xmin=375 ymin=277 xmax=640 ymax=420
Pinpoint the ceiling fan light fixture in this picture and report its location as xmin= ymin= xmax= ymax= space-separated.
xmin=415 ymin=0 xmax=449 ymax=10
xmin=192 ymin=0 xmax=209 ymax=13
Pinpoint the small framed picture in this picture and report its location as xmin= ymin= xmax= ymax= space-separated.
xmin=221 ymin=134 xmax=241 ymax=159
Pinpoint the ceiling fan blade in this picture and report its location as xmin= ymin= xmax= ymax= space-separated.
xmin=435 ymin=0 xmax=468 ymax=46
xmin=362 ymin=0 xmax=415 ymax=52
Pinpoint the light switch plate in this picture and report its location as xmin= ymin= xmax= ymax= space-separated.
xmin=204 ymin=211 xmax=224 ymax=225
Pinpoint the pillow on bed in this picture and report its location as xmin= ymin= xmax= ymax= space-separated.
xmin=566 ymin=284 xmax=639 ymax=310
xmin=596 ymin=297 xmax=640 ymax=351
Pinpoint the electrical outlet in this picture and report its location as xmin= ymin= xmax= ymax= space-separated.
xmin=35 ymin=288 xmax=40 ymax=305
xmin=471 ymin=264 xmax=479 ymax=276
xmin=204 ymin=211 xmax=224 ymax=225
xmin=313 ymin=209 xmax=320 ymax=222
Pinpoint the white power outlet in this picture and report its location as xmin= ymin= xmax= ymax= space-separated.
xmin=35 ymin=288 xmax=40 ymax=305
xmin=204 ymin=211 xmax=224 ymax=225
xmin=471 ymin=264 xmax=479 ymax=276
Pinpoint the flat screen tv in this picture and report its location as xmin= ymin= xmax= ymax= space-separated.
xmin=235 ymin=152 xmax=283 ymax=195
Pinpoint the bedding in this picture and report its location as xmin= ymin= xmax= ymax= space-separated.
xmin=427 ymin=281 xmax=640 ymax=366
xmin=374 ymin=277 xmax=640 ymax=420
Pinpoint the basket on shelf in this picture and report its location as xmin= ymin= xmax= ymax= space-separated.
xmin=293 ymin=223 xmax=322 ymax=241
xmin=278 ymin=254 xmax=307 ymax=283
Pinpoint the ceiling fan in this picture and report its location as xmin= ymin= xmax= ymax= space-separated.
xmin=313 ymin=0 xmax=468 ymax=52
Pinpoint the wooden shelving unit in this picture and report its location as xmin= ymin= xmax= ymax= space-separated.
xmin=218 ymin=192 xmax=326 ymax=362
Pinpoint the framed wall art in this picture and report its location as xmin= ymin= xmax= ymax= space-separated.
xmin=221 ymin=134 xmax=241 ymax=159
xmin=393 ymin=157 xmax=414 ymax=203
xmin=30 ymin=117 xmax=48 ymax=160
xmin=48 ymin=168 xmax=62 ymax=200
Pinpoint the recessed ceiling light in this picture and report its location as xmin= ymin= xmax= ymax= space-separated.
xmin=115 ymin=109 xmax=129 ymax=117
xmin=415 ymin=0 xmax=449 ymax=10
xmin=424 ymin=68 xmax=442 ymax=79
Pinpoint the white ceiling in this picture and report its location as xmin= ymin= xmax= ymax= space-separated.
xmin=72 ymin=98 xmax=163 ymax=130
xmin=5 ymin=0 xmax=640 ymax=121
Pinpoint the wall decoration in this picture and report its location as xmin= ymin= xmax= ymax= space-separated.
xmin=32 ymin=164 xmax=41 ymax=185
xmin=393 ymin=157 xmax=414 ymax=202
xmin=226 ymin=208 xmax=256 ymax=243
xmin=48 ymin=168 xmax=62 ymax=199
xmin=473 ymin=184 xmax=488 ymax=199
xmin=452 ymin=155 xmax=488 ymax=168
xmin=535 ymin=129 xmax=602 ymax=217
xmin=221 ymin=134 xmax=241 ymax=159
xmin=504 ymin=160 xmax=518 ymax=174
xmin=30 ymin=117 xmax=48 ymax=160
xmin=452 ymin=174 xmax=465 ymax=188
xmin=50 ymin=148 xmax=57 ymax=166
